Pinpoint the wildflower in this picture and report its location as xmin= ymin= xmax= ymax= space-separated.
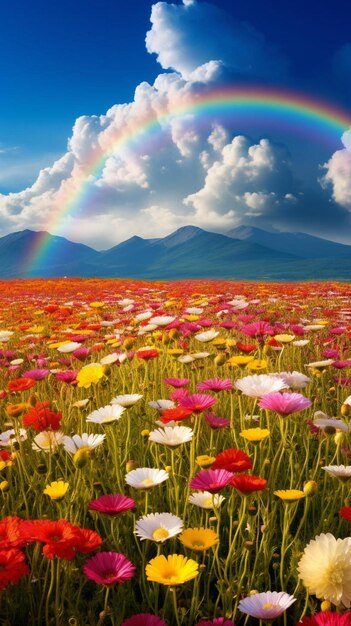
xmin=179 ymin=393 xmax=217 ymax=413
xmin=247 ymin=359 xmax=268 ymax=372
xmin=121 ymin=615 xmax=167 ymax=626
xmin=159 ymin=407 xmax=193 ymax=424
xmin=145 ymin=554 xmax=199 ymax=585
xmin=63 ymin=433 xmax=106 ymax=455
xmin=148 ymin=426 xmax=193 ymax=447
xmin=258 ymin=392 xmax=311 ymax=416
xmin=125 ymin=468 xmax=169 ymax=490
xmin=231 ymin=474 xmax=267 ymax=494
xmin=241 ymin=321 xmax=275 ymax=339
xmin=149 ymin=399 xmax=175 ymax=412
xmin=276 ymin=371 xmax=311 ymax=389
xmin=86 ymin=404 xmax=126 ymax=424
xmin=239 ymin=591 xmax=296 ymax=620
xmin=195 ymin=619 xmax=235 ymax=626
xmin=0 ymin=549 xmax=29 ymax=591
xmin=135 ymin=513 xmax=183 ymax=542
xmin=234 ymin=374 xmax=288 ymax=398
xmin=88 ymin=494 xmax=135 ymax=516
xmin=188 ymin=491 xmax=226 ymax=510
xmin=43 ymin=480 xmax=69 ymax=500
xmin=76 ymin=363 xmax=104 ymax=388
xmin=32 ymin=431 xmax=64 ymax=452
xmin=8 ymin=378 xmax=36 ymax=392
xmin=164 ymin=378 xmax=190 ymax=388
xmin=190 ymin=469 xmax=234 ymax=493
xmin=240 ymin=428 xmax=270 ymax=442
xmin=274 ymin=490 xmax=305 ymax=502
xmin=22 ymin=401 xmax=62 ymax=431
xmin=0 ymin=428 xmax=27 ymax=447
xmin=179 ymin=528 xmax=219 ymax=551
xmin=111 ymin=394 xmax=143 ymax=407
xmin=194 ymin=330 xmax=219 ymax=342
xmin=83 ymin=552 xmax=136 ymax=585
xmin=196 ymin=455 xmax=216 ymax=468
xmin=212 ymin=449 xmax=252 ymax=473
xmin=136 ymin=348 xmax=159 ymax=360
xmin=322 ymin=465 xmax=351 ymax=482
xmin=0 ymin=516 xmax=26 ymax=549
xmin=197 ymin=378 xmax=233 ymax=392
xmin=204 ymin=413 xmax=230 ymax=429
xmin=299 ymin=612 xmax=351 ymax=625
xmin=298 ymin=533 xmax=351 ymax=606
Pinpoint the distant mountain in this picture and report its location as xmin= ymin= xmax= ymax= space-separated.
xmin=226 ymin=225 xmax=351 ymax=259
xmin=0 ymin=225 xmax=351 ymax=280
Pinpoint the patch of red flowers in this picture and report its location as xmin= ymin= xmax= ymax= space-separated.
xmin=22 ymin=401 xmax=62 ymax=431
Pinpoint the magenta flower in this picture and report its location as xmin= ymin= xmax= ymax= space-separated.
xmin=204 ymin=413 xmax=230 ymax=429
xmin=22 ymin=369 xmax=49 ymax=380
xmin=164 ymin=378 xmax=190 ymax=388
xmin=190 ymin=469 xmax=234 ymax=493
xmin=322 ymin=349 xmax=340 ymax=359
xmin=299 ymin=611 xmax=351 ymax=625
xmin=83 ymin=552 xmax=136 ymax=585
xmin=195 ymin=617 xmax=235 ymax=626
xmin=197 ymin=378 xmax=233 ymax=392
xmin=122 ymin=615 xmax=168 ymax=626
xmin=241 ymin=321 xmax=275 ymax=339
xmin=88 ymin=494 xmax=135 ymax=516
xmin=55 ymin=370 xmax=78 ymax=383
xmin=332 ymin=360 xmax=351 ymax=369
xmin=258 ymin=392 xmax=311 ymax=416
xmin=73 ymin=347 xmax=90 ymax=360
xmin=170 ymin=388 xmax=189 ymax=402
xmin=179 ymin=393 xmax=217 ymax=413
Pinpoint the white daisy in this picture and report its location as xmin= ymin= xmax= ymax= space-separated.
xmin=151 ymin=316 xmax=176 ymax=326
xmin=111 ymin=394 xmax=143 ymax=407
xmin=32 ymin=431 xmax=64 ymax=452
xmin=322 ymin=465 xmax=351 ymax=481
xmin=0 ymin=428 xmax=27 ymax=446
xmin=148 ymin=426 xmax=193 ymax=447
xmin=100 ymin=353 xmax=119 ymax=365
xmin=63 ymin=433 xmax=106 ymax=454
xmin=305 ymin=359 xmax=334 ymax=368
xmin=234 ymin=374 xmax=288 ymax=398
xmin=86 ymin=404 xmax=126 ymax=424
xmin=239 ymin=591 xmax=296 ymax=620
xmin=276 ymin=371 xmax=311 ymax=389
xmin=125 ymin=467 xmax=169 ymax=490
xmin=149 ymin=399 xmax=175 ymax=412
xmin=188 ymin=491 xmax=226 ymax=510
xmin=135 ymin=512 xmax=183 ymax=542
xmin=194 ymin=330 xmax=219 ymax=342
xmin=0 ymin=330 xmax=14 ymax=343
xmin=57 ymin=342 xmax=82 ymax=353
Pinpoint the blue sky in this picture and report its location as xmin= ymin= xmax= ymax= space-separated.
xmin=0 ymin=0 xmax=350 ymax=247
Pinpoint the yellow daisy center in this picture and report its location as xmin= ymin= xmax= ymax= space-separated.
xmin=263 ymin=603 xmax=273 ymax=609
xmin=140 ymin=478 xmax=155 ymax=487
xmin=152 ymin=527 xmax=170 ymax=541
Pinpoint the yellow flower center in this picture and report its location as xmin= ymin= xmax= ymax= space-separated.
xmin=204 ymin=498 xmax=213 ymax=507
xmin=152 ymin=527 xmax=170 ymax=541
xmin=263 ymin=603 xmax=273 ymax=609
xmin=192 ymin=541 xmax=205 ymax=549
xmin=140 ymin=478 xmax=155 ymax=487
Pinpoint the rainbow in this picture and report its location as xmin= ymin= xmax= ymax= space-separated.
xmin=26 ymin=85 xmax=351 ymax=272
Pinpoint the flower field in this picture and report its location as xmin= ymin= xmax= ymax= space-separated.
xmin=1 ymin=278 xmax=351 ymax=625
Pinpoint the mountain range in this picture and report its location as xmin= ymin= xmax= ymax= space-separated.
xmin=1 ymin=225 xmax=351 ymax=280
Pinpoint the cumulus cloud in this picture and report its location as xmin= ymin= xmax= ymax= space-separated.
xmin=145 ymin=0 xmax=287 ymax=80
xmin=320 ymin=129 xmax=351 ymax=210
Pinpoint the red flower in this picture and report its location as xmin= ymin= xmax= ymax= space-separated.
xmin=73 ymin=528 xmax=103 ymax=554
xmin=0 ymin=517 xmax=26 ymax=550
xmin=299 ymin=612 xmax=351 ymax=625
xmin=212 ymin=449 xmax=252 ymax=473
xmin=0 ymin=549 xmax=29 ymax=591
xmin=236 ymin=343 xmax=257 ymax=353
xmin=8 ymin=378 xmax=36 ymax=392
xmin=21 ymin=519 xmax=80 ymax=560
xmin=22 ymin=401 xmax=62 ymax=432
xmin=340 ymin=506 xmax=351 ymax=522
xmin=160 ymin=407 xmax=193 ymax=424
xmin=231 ymin=474 xmax=267 ymax=494
xmin=136 ymin=349 xmax=159 ymax=360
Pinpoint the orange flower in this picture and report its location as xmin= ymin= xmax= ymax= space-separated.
xmin=8 ymin=378 xmax=36 ymax=392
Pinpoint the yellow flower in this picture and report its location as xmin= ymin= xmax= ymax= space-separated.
xmin=145 ymin=554 xmax=199 ymax=585
xmin=185 ymin=315 xmax=199 ymax=321
xmin=274 ymin=334 xmax=296 ymax=343
xmin=0 ymin=460 xmax=12 ymax=471
xmin=247 ymin=359 xmax=268 ymax=371
xmin=179 ymin=528 xmax=219 ymax=551
xmin=43 ymin=480 xmax=69 ymax=501
xmin=89 ymin=301 xmax=105 ymax=308
xmin=167 ymin=348 xmax=183 ymax=357
xmin=240 ymin=428 xmax=270 ymax=442
xmin=26 ymin=325 xmax=45 ymax=334
xmin=196 ymin=455 xmax=216 ymax=468
xmin=76 ymin=363 xmax=104 ymax=388
xmin=48 ymin=340 xmax=72 ymax=349
xmin=274 ymin=489 xmax=305 ymax=502
xmin=227 ymin=356 xmax=254 ymax=367
xmin=0 ymin=480 xmax=9 ymax=491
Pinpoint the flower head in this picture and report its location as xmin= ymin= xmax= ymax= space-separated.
xmin=121 ymin=615 xmax=167 ymax=626
xmin=179 ymin=527 xmax=219 ymax=551
xmin=190 ymin=469 xmax=234 ymax=493
xmin=89 ymin=494 xmax=135 ymax=516
xmin=258 ymin=392 xmax=311 ymax=416
xmin=188 ymin=491 xmax=225 ymax=509
xmin=135 ymin=513 xmax=183 ymax=542
xmin=212 ymin=449 xmax=252 ymax=473
xmin=239 ymin=591 xmax=296 ymax=620
xmin=86 ymin=404 xmax=126 ymax=424
xmin=83 ymin=551 xmax=135 ymax=585
xmin=148 ymin=426 xmax=193 ymax=447
xmin=179 ymin=393 xmax=217 ymax=413
xmin=125 ymin=468 xmax=169 ymax=490
xmin=76 ymin=363 xmax=104 ymax=388
xmin=145 ymin=554 xmax=199 ymax=585
xmin=43 ymin=480 xmax=69 ymax=500
xmin=235 ymin=374 xmax=288 ymax=398
xmin=300 ymin=613 xmax=351 ymax=625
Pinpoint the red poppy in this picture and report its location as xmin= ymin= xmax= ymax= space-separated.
xmin=159 ymin=407 xmax=193 ymax=424
xmin=73 ymin=527 xmax=103 ymax=554
xmin=22 ymin=401 xmax=62 ymax=432
xmin=230 ymin=474 xmax=267 ymax=494
xmin=212 ymin=448 xmax=252 ymax=473
xmin=0 ymin=516 xmax=26 ymax=550
xmin=0 ymin=549 xmax=29 ymax=591
xmin=136 ymin=349 xmax=159 ymax=360
xmin=236 ymin=343 xmax=257 ymax=353
xmin=21 ymin=519 xmax=80 ymax=560
xmin=8 ymin=378 xmax=36 ymax=392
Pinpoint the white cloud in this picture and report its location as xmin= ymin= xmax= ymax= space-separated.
xmin=320 ymin=129 xmax=351 ymax=210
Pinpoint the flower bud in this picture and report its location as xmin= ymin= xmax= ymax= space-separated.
xmin=303 ymin=480 xmax=318 ymax=497
xmin=126 ymin=459 xmax=137 ymax=473
xmin=0 ymin=480 xmax=9 ymax=491
xmin=321 ymin=601 xmax=331 ymax=611
xmin=214 ymin=354 xmax=226 ymax=366
xmin=36 ymin=463 xmax=47 ymax=474
xmin=341 ymin=404 xmax=351 ymax=417
xmin=73 ymin=449 xmax=90 ymax=468
xmin=335 ymin=432 xmax=345 ymax=446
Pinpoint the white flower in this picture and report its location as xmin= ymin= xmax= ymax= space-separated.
xmin=292 ymin=340 xmax=310 ymax=347
xmin=298 ymin=533 xmax=351 ymax=606
xmin=86 ymin=404 xmax=126 ymax=424
xmin=239 ymin=591 xmax=296 ymax=620
xmin=32 ymin=431 xmax=64 ymax=452
xmin=185 ymin=307 xmax=203 ymax=315
xmin=305 ymin=359 xmax=334 ymax=368
xmin=343 ymin=395 xmax=351 ymax=407
xmin=72 ymin=399 xmax=90 ymax=409
xmin=118 ymin=299 xmax=134 ymax=306
xmin=234 ymin=374 xmax=288 ymax=398
xmin=125 ymin=467 xmax=169 ymax=490
xmin=10 ymin=358 xmax=24 ymax=365
xmin=277 ymin=371 xmax=311 ymax=389
xmin=322 ymin=465 xmax=351 ymax=481
xmin=150 ymin=316 xmax=175 ymax=326
xmin=148 ymin=399 xmax=175 ymax=412
xmin=227 ymin=299 xmax=248 ymax=310
xmin=63 ymin=433 xmax=106 ymax=454
xmin=0 ymin=330 xmax=14 ymax=343
xmin=313 ymin=412 xmax=349 ymax=433
xmin=0 ymin=428 xmax=27 ymax=446
xmin=135 ymin=311 xmax=153 ymax=321
xmin=304 ymin=324 xmax=324 ymax=331
xmin=111 ymin=394 xmax=143 ymax=407
xmin=194 ymin=330 xmax=219 ymax=342
xmin=138 ymin=324 xmax=157 ymax=333
xmin=148 ymin=426 xmax=193 ymax=447
xmin=188 ymin=491 xmax=225 ymax=510
xmin=100 ymin=353 xmax=119 ymax=365
xmin=178 ymin=355 xmax=195 ymax=363
xmin=191 ymin=352 xmax=211 ymax=359
xmin=57 ymin=342 xmax=82 ymax=353
xmin=135 ymin=512 xmax=183 ymax=542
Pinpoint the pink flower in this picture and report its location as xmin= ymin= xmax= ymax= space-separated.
xmin=299 ymin=612 xmax=351 ymax=625
xmin=204 ymin=413 xmax=230 ymax=429
xmin=83 ymin=552 xmax=135 ymax=585
xmin=164 ymin=378 xmax=190 ymax=388
xmin=195 ymin=619 xmax=235 ymax=626
xmin=55 ymin=371 xmax=78 ymax=383
xmin=258 ymin=392 xmax=311 ymax=416
xmin=190 ymin=469 xmax=234 ymax=493
xmin=332 ymin=361 xmax=351 ymax=369
xmin=179 ymin=393 xmax=217 ymax=413
xmin=241 ymin=321 xmax=275 ymax=339
xmin=73 ymin=347 xmax=90 ymax=360
xmin=88 ymin=494 xmax=135 ymax=516
xmin=170 ymin=388 xmax=189 ymax=402
xmin=122 ymin=615 xmax=168 ymax=626
xmin=21 ymin=369 xmax=49 ymax=380
xmin=197 ymin=378 xmax=233 ymax=392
